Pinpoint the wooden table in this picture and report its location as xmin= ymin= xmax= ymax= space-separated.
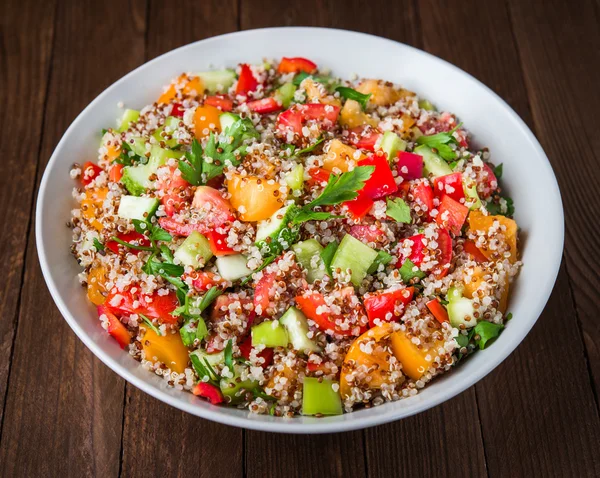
xmin=1 ymin=0 xmax=599 ymax=476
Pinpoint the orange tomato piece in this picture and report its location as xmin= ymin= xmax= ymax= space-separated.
xmin=158 ymin=74 xmax=205 ymax=104
xmin=399 ymin=113 xmax=416 ymax=133
xmin=81 ymin=187 xmax=108 ymax=231
xmin=324 ymin=139 xmax=365 ymax=173
xmin=463 ymin=266 xmax=510 ymax=313
xmin=87 ymin=266 xmax=107 ymax=305
xmin=140 ymin=326 xmax=189 ymax=374
xmin=468 ymin=211 xmax=518 ymax=263
xmin=226 ymin=173 xmax=286 ymax=222
xmin=194 ymin=105 xmax=222 ymax=139
xmin=389 ymin=330 xmax=444 ymax=381
xmin=339 ymin=99 xmax=378 ymax=128
xmin=105 ymin=143 xmax=121 ymax=162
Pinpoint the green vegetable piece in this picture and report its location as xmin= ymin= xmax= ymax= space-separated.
xmin=274 ymin=82 xmax=297 ymax=108
xmin=472 ymin=321 xmax=504 ymax=349
xmin=463 ymin=181 xmax=482 ymax=210
xmin=284 ymin=163 xmax=304 ymax=191
xmin=367 ymin=250 xmax=394 ymax=274
xmin=117 ymin=196 xmax=159 ymax=221
xmin=279 ymin=307 xmax=321 ymax=353
xmin=386 ymin=197 xmax=412 ymax=224
xmin=446 ymin=287 xmax=477 ymax=328
xmin=302 ymin=377 xmax=343 ymax=416
xmin=415 ymin=123 xmax=462 ymax=161
xmin=380 ymin=131 xmax=406 ymax=162
xmin=292 ymin=239 xmax=326 ymax=283
xmin=118 ymin=109 xmax=140 ymax=132
xmin=414 ymin=145 xmax=453 ymax=178
xmin=255 ymin=204 xmax=300 ymax=257
xmin=251 ymin=320 xmax=289 ymax=348
xmin=418 ymin=99 xmax=436 ymax=111
xmin=399 ymin=259 xmax=425 ymax=284
xmin=152 ymin=116 xmax=180 ymax=148
xmin=173 ymin=231 xmax=213 ymax=268
xmin=196 ymin=69 xmax=237 ymax=93
xmin=330 ymin=234 xmax=378 ymax=286
xmin=335 ymin=86 xmax=372 ymax=111
xmin=219 ymin=364 xmax=258 ymax=404
xmin=320 ymin=241 xmax=338 ymax=277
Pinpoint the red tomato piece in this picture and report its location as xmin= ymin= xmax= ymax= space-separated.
xmin=358 ymin=153 xmax=399 ymax=199
xmin=306 ymin=167 xmax=331 ymax=188
xmin=105 ymin=231 xmax=151 ymax=255
xmin=204 ymin=95 xmax=234 ymax=112
xmin=156 ymin=167 xmax=192 ymax=217
xmin=480 ymin=163 xmax=499 ymax=199
xmin=236 ymin=64 xmax=259 ymax=96
xmin=396 ymin=151 xmax=424 ymax=180
xmin=433 ymin=172 xmax=465 ymax=203
xmin=348 ymin=126 xmax=382 ymax=152
xmin=349 ymin=224 xmax=386 ymax=245
xmin=363 ymin=287 xmax=414 ymax=328
xmin=246 ymin=97 xmax=282 ymax=114
xmin=411 ymin=181 xmax=434 ymax=218
xmin=205 ymin=230 xmax=236 ymax=256
xmin=109 ymin=163 xmax=124 ymax=183
xmin=189 ymin=270 xmax=228 ymax=292
xmin=436 ymin=194 xmax=469 ymax=235
xmin=105 ymin=289 xmax=179 ymax=324
xmin=343 ymin=191 xmax=374 ymax=219
xmin=171 ymin=103 xmax=185 ymax=117
xmin=277 ymin=57 xmax=318 ymax=74
xmin=81 ymin=161 xmax=103 ymax=186
xmin=426 ymin=298 xmax=450 ymax=324
xmin=276 ymin=104 xmax=340 ymax=136
xmin=436 ymin=227 xmax=453 ymax=277
xmin=238 ymin=335 xmax=274 ymax=368
xmin=463 ymin=239 xmax=488 ymax=263
xmin=97 ymin=305 xmax=131 ymax=349
xmin=192 ymin=382 xmax=224 ymax=405
xmin=254 ymin=271 xmax=277 ymax=316
xmin=398 ymin=233 xmax=426 ymax=267
xmin=205 ymin=295 xmax=255 ymax=353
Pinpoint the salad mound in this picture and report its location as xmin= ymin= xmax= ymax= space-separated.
xmin=70 ymin=57 xmax=520 ymax=417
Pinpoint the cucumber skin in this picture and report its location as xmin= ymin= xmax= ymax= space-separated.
xmin=197 ymin=69 xmax=237 ymax=93
xmin=174 ymin=231 xmax=213 ymax=268
xmin=330 ymin=234 xmax=378 ymax=286
xmin=279 ymin=307 xmax=321 ymax=353
xmin=415 ymin=145 xmax=452 ymax=177
xmin=255 ymin=205 xmax=301 ymax=257
xmin=251 ymin=320 xmax=289 ymax=348
xmin=291 ymin=239 xmax=326 ymax=283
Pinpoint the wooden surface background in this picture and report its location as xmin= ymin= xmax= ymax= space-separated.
xmin=1 ymin=0 xmax=599 ymax=476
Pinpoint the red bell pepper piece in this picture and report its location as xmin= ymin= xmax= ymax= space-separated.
xmin=343 ymin=191 xmax=374 ymax=219
xmin=246 ymin=97 xmax=282 ymax=114
xmin=426 ymin=298 xmax=450 ymax=324
xmin=106 ymin=231 xmax=151 ymax=255
xmin=436 ymin=194 xmax=469 ymax=235
xmin=97 ymin=305 xmax=131 ymax=349
xmin=411 ymin=181 xmax=434 ymax=218
xmin=276 ymin=104 xmax=340 ymax=136
xmin=296 ymin=291 xmax=365 ymax=336
xmin=398 ymin=233 xmax=427 ymax=267
xmin=188 ymin=270 xmax=228 ymax=292
xmin=81 ymin=161 xmax=103 ymax=186
xmin=348 ymin=126 xmax=382 ymax=152
xmin=192 ymin=382 xmax=224 ymax=405
xmin=204 ymin=95 xmax=234 ymax=112
xmin=463 ymin=239 xmax=488 ymax=263
xmin=306 ymin=167 xmax=331 ymax=187
xmin=277 ymin=57 xmax=318 ymax=74
xmin=254 ymin=270 xmax=277 ymax=316
xmin=364 ymin=287 xmax=414 ymax=328
xmin=238 ymin=335 xmax=274 ymax=368
xmin=205 ymin=230 xmax=236 ymax=256
xmin=357 ymin=153 xmax=398 ymax=199
xmin=396 ymin=152 xmax=423 ymax=180
xmin=105 ymin=289 xmax=180 ymax=324
xmin=433 ymin=172 xmax=465 ymax=203
xmin=171 ymin=102 xmax=185 ymax=117
xmin=349 ymin=224 xmax=386 ymax=245
xmin=236 ymin=64 xmax=259 ymax=96
xmin=436 ymin=227 xmax=453 ymax=277
xmin=109 ymin=163 xmax=124 ymax=183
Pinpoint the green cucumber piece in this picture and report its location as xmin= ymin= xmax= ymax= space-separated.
xmin=302 ymin=377 xmax=342 ymax=416
xmin=251 ymin=320 xmax=289 ymax=348
xmin=274 ymin=83 xmax=297 ymax=108
xmin=284 ymin=163 xmax=304 ymax=191
xmin=121 ymin=146 xmax=181 ymax=195
xmin=279 ymin=307 xmax=320 ymax=353
xmin=415 ymin=145 xmax=453 ymax=178
xmin=196 ymin=69 xmax=237 ymax=93
xmin=118 ymin=109 xmax=140 ymax=132
xmin=219 ymin=112 xmax=239 ymax=132
xmin=399 ymin=258 xmax=425 ymax=284
xmin=255 ymin=204 xmax=300 ymax=256
xmin=446 ymin=287 xmax=477 ymax=328
xmin=219 ymin=364 xmax=258 ymax=403
xmin=117 ymin=196 xmax=159 ymax=221
xmin=152 ymin=116 xmax=180 ymax=148
xmin=190 ymin=348 xmax=224 ymax=368
xmin=215 ymin=254 xmax=251 ymax=281
xmin=380 ymin=131 xmax=406 ymax=162
xmin=418 ymin=99 xmax=436 ymax=111
xmin=127 ymin=136 xmax=148 ymax=157
xmin=330 ymin=234 xmax=378 ymax=286
xmin=463 ymin=181 xmax=482 ymax=210
xmin=292 ymin=239 xmax=326 ymax=283
xmin=173 ymin=231 xmax=213 ymax=268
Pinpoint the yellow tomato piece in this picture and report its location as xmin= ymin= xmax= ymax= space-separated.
xmin=86 ymin=266 xmax=107 ymax=305
xmin=182 ymin=75 xmax=204 ymax=97
xmin=105 ymin=144 xmax=121 ymax=162
xmin=158 ymin=74 xmax=205 ymax=104
xmin=399 ymin=113 xmax=415 ymax=133
xmin=81 ymin=188 xmax=108 ymax=231
xmin=339 ymin=100 xmax=378 ymax=128
xmin=194 ymin=105 xmax=222 ymax=139
xmin=323 ymin=139 xmax=365 ymax=173
xmin=227 ymin=173 xmax=286 ymax=222
xmin=303 ymin=78 xmax=342 ymax=107
xmin=158 ymin=84 xmax=177 ymax=105
xmin=140 ymin=326 xmax=189 ymax=374
xmin=468 ymin=211 xmax=518 ymax=263
xmin=463 ymin=266 xmax=510 ymax=313
xmin=390 ymin=331 xmax=443 ymax=381
xmin=356 ymin=79 xmax=402 ymax=106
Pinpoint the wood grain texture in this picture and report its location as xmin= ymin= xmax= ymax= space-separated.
xmin=0 ymin=0 xmax=57 ymax=427
xmin=119 ymin=2 xmax=243 ymax=477
xmin=0 ymin=0 xmax=146 ymax=476
xmin=419 ymin=0 xmax=600 ymax=475
xmin=508 ymin=0 xmax=600 ymax=405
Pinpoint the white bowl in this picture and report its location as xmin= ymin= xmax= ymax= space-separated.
xmin=36 ymin=27 xmax=564 ymax=433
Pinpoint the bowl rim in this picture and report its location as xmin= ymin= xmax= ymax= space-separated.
xmin=35 ymin=26 xmax=564 ymax=434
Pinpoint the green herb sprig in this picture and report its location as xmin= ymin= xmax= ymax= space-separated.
xmin=416 ymin=123 xmax=463 ymax=161
xmin=335 ymin=86 xmax=372 ymax=111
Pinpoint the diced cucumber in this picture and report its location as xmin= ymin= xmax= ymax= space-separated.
xmin=180 ymin=317 xmax=208 ymax=346
xmin=284 ymin=163 xmax=304 ymax=191
xmin=302 ymin=377 xmax=342 ymax=416
xmin=152 ymin=116 xmax=180 ymax=148
xmin=274 ymin=83 xmax=297 ymax=108
xmin=292 ymin=239 xmax=326 ymax=283
xmin=255 ymin=204 xmax=300 ymax=256
xmin=216 ymin=254 xmax=251 ymax=281
xmin=380 ymin=131 xmax=406 ymax=162
xmin=446 ymin=287 xmax=477 ymax=328
xmin=330 ymin=234 xmax=378 ymax=286
xmin=219 ymin=364 xmax=258 ymax=403
xmin=174 ymin=231 xmax=213 ymax=268
xmin=121 ymin=145 xmax=181 ymax=196
xmin=251 ymin=320 xmax=289 ymax=348
xmin=463 ymin=181 xmax=482 ymax=210
xmin=127 ymin=136 xmax=148 ymax=157
xmin=118 ymin=109 xmax=140 ymax=132
xmin=196 ymin=69 xmax=237 ymax=93
xmin=117 ymin=196 xmax=159 ymax=221
xmin=399 ymin=258 xmax=425 ymax=284
xmin=219 ymin=112 xmax=239 ymax=132
xmin=367 ymin=250 xmax=394 ymax=274
xmin=279 ymin=307 xmax=320 ymax=353
xmin=190 ymin=348 xmax=224 ymax=367
xmin=418 ymin=99 xmax=436 ymax=111
xmin=415 ymin=145 xmax=453 ymax=178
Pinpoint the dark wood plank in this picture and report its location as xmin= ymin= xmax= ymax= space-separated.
xmin=0 ymin=1 xmax=147 ymax=476
xmin=0 ymin=0 xmax=57 ymax=426
xmin=120 ymin=2 xmax=243 ymax=477
xmin=508 ymin=0 xmax=600 ymax=404
xmin=419 ymin=0 xmax=600 ymax=476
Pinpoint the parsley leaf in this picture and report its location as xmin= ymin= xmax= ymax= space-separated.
xmin=293 ymin=72 xmax=338 ymax=91
xmin=295 ymin=137 xmax=325 ymax=155
xmin=320 ymin=241 xmax=338 ymax=277
xmin=196 ymin=286 xmax=223 ymax=313
xmin=386 ymin=197 xmax=412 ymax=224
xmin=189 ymin=354 xmax=220 ymax=386
xmin=399 ymin=259 xmax=426 ymax=284
xmin=493 ymin=163 xmax=503 ymax=179
xmin=472 ymin=321 xmax=504 ymax=350
xmin=132 ymin=219 xmax=172 ymax=243
xmin=140 ymin=314 xmax=162 ymax=336
xmin=416 ymin=123 xmax=462 ymax=161
xmin=505 ymin=312 xmax=513 ymax=321
xmin=108 ymin=236 xmax=154 ymax=252
xmin=180 ymin=318 xmax=197 ymax=346
xmin=224 ymin=340 xmax=234 ymax=370
xmin=93 ymin=238 xmax=105 ymax=252
xmin=486 ymin=196 xmax=515 ymax=218
xmin=292 ymin=210 xmax=342 ymax=224
xmin=178 ymin=139 xmax=204 ymax=185
xmin=336 ymin=86 xmax=372 ymax=111
xmin=305 ymin=166 xmax=374 ymax=210
xmin=367 ymin=250 xmax=394 ymax=274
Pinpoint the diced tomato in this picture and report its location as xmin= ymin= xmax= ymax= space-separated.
xmin=246 ymin=97 xmax=282 ymax=114
xmin=349 ymin=224 xmax=386 ymax=245
xmin=411 ymin=181 xmax=434 ymax=218
xmin=480 ymin=163 xmax=498 ymax=199
xmin=426 ymin=298 xmax=450 ymax=324
xmin=171 ymin=102 xmax=185 ymax=117
xmin=156 ymin=167 xmax=192 ymax=217
xmin=206 ymin=295 xmax=255 ymax=353
xmin=105 ymin=231 xmax=151 ymax=255
xmin=396 ymin=152 xmax=423 ymax=180
xmin=205 ymin=230 xmax=236 ymax=256
xmin=348 ymin=126 xmax=382 ymax=152
xmin=398 ymin=233 xmax=426 ymax=267
xmin=81 ymin=162 xmax=103 ymax=186
xmin=238 ymin=335 xmax=274 ymax=368
xmin=109 ymin=163 xmax=124 ymax=182
xmin=105 ymin=289 xmax=180 ymax=324
xmin=97 ymin=305 xmax=131 ymax=349
xmin=295 ymin=290 xmax=367 ymax=336
xmin=204 ymin=95 xmax=234 ymax=112
xmin=159 ymin=217 xmax=210 ymax=237
xmin=254 ymin=271 xmax=276 ymax=316
xmin=192 ymin=382 xmax=224 ymax=405
xmin=306 ymin=167 xmax=331 ymax=187
xmin=306 ymin=361 xmax=328 ymax=374
xmin=143 ymin=293 xmax=181 ymax=323
xmin=236 ymin=64 xmax=259 ymax=96
xmin=363 ymin=287 xmax=414 ymax=328
xmin=276 ymin=104 xmax=340 ymax=136
xmin=433 ymin=173 xmax=465 ymax=203
xmin=436 ymin=194 xmax=469 ymax=235
xmin=343 ymin=191 xmax=374 ymax=219
xmin=189 ymin=270 xmax=228 ymax=292
xmin=277 ymin=57 xmax=317 ymax=74
xmin=463 ymin=240 xmax=488 ymax=263
xmin=357 ymin=153 xmax=398 ymax=199
xmin=436 ymin=227 xmax=453 ymax=277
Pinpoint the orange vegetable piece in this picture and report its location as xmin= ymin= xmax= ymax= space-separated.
xmin=356 ymin=79 xmax=402 ymax=106
xmin=158 ymin=74 xmax=205 ymax=104
xmin=323 ymin=139 xmax=365 ymax=173
xmin=399 ymin=113 xmax=415 ymax=133
xmin=468 ymin=211 xmax=518 ymax=263
xmin=194 ymin=104 xmax=222 ymax=139
xmin=463 ymin=266 xmax=510 ymax=313
xmin=339 ymin=99 xmax=378 ymax=128
xmin=226 ymin=173 xmax=286 ymax=222
xmin=140 ymin=326 xmax=189 ymax=374
xmin=390 ymin=330 xmax=444 ymax=381
xmin=105 ymin=143 xmax=121 ymax=162
xmin=87 ymin=266 xmax=107 ymax=305
xmin=81 ymin=187 xmax=108 ymax=231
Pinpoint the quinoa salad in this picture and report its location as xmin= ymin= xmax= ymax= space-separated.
xmin=70 ymin=57 xmax=520 ymax=417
